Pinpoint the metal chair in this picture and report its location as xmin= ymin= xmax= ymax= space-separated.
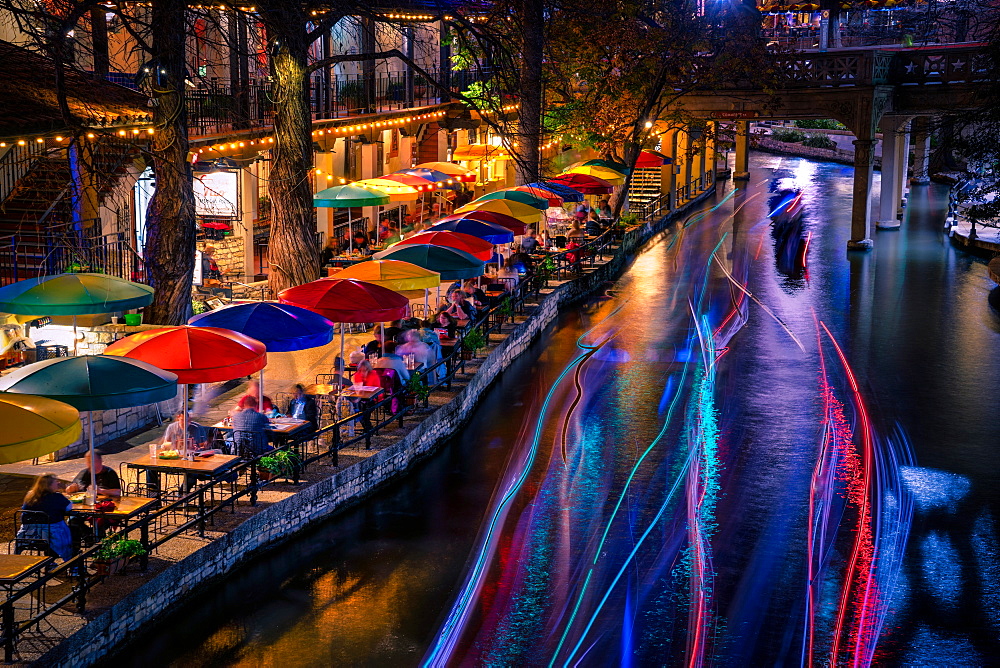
xmin=13 ymin=510 xmax=57 ymax=558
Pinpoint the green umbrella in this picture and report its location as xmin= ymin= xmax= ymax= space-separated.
xmin=0 ymin=273 xmax=153 ymax=316
xmin=473 ymin=190 xmax=549 ymax=210
xmin=314 ymin=185 xmax=390 ymax=208
xmin=583 ymin=158 xmax=630 ymax=174
xmin=0 ymin=355 xmax=178 ymax=502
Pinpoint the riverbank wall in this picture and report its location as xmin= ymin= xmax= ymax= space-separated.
xmin=39 ymin=186 xmax=717 ymax=668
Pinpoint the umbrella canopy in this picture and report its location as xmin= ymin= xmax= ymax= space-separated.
xmin=393 ymin=231 xmax=494 ymax=262
xmin=583 ymin=158 xmax=630 ymax=174
xmin=372 ymin=244 xmax=485 ymax=281
xmin=524 ymin=181 xmax=585 ymax=203
xmin=278 ymin=279 xmax=409 ymax=323
xmin=314 ymin=184 xmax=390 ymax=208
xmin=0 ymin=355 xmax=177 ymax=411
xmin=437 ymin=210 xmax=529 ymax=235
xmin=0 ymin=273 xmax=153 ymax=316
xmin=510 ymin=185 xmax=564 ymax=207
xmin=105 ymin=326 xmax=267 ymax=383
xmin=331 ymin=259 xmax=441 ymax=292
xmin=354 ymin=178 xmax=421 ymax=201
xmin=188 ymin=302 xmax=335 ymax=353
xmin=473 ymin=190 xmax=549 ymax=210
xmin=0 ymin=394 xmax=82 ymax=464
xmin=424 ymin=218 xmax=515 ymax=244
xmin=635 ymin=150 xmax=672 ymax=168
xmin=380 ymin=172 xmax=438 ymax=191
xmin=550 ymin=173 xmax=615 ymax=194
xmin=398 ymin=168 xmax=461 ymax=189
xmin=455 ymin=199 xmax=543 ymax=225
xmin=413 ymin=162 xmax=477 ymax=181
xmin=565 ymin=164 xmax=627 ymax=185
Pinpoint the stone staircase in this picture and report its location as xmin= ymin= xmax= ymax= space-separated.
xmin=627 ymin=167 xmax=662 ymax=210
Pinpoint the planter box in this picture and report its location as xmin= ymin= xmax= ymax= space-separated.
xmin=93 ymin=556 xmax=128 ymax=577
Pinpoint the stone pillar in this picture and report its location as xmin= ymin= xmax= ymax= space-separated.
xmin=700 ymin=133 xmax=712 ymax=188
xmin=706 ymin=122 xmax=717 ymax=183
xmin=360 ymin=143 xmax=378 ymax=231
xmin=661 ymin=129 xmax=677 ymax=211
xmin=733 ymin=121 xmax=750 ymax=181
xmin=314 ymin=151 xmax=336 ymax=239
xmin=849 ymin=138 xmax=876 ymax=250
xmin=911 ymin=116 xmax=931 ymax=185
xmin=399 ymin=135 xmax=416 ymax=169
xmin=894 ymin=120 xmax=911 ymax=214
xmin=677 ymin=130 xmax=691 ymax=202
xmin=690 ymin=138 xmax=704 ymax=193
xmin=876 ymin=117 xmax=901 ymax=230
xmin=240 ymin=164 xmax=258 ymax=281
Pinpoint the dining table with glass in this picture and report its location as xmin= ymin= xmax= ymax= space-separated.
xmin=66 ymin=493 xmax=159 ymax=569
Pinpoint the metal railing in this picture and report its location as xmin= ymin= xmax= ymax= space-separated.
xmin=0 ymin=142 xmax=47 ymax=206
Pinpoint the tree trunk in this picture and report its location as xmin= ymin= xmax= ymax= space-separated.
xmin=515 ymin=0 xmax=544 ymax=185
xmin=144 ymin=0 xmax=195 ymax=325
xmin=90 ymin=7 xmax=109 ymax=78
xmin=265 ymin=20 xmax=319 ymax=294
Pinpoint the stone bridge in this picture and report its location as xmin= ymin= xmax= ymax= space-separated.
xmin=671 ymin=43 xmax=989 ymax=249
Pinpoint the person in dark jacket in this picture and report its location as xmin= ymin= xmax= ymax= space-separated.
xmin=285 ymin=384 xmax=319 ymax=431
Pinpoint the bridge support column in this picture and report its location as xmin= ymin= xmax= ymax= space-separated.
xmin=895 ymin=120 xmax=911 ymax=216
xmin=911 ymin=117 xmax=931 ymax=185
xmin=691 ymin=137 xmax=704 ymax=193
xmin=706 ymin=121 xmax=718 ymax=181
xmin=678 ymin=130 xmax=691 ymax=202
xmin=849 ymin=138 xmax=876 ymax=250
xmin=877 ymin=117 xmax=903 ymax=230
xmin=661 ymin=129 xmax=677 ymax=211
xmin=733 ymin=121 xmax=750 ymax=181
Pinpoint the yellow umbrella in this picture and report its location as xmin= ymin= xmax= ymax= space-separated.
xmin=354 ymin=178 xmax=422 ymax=201
xmin=455 ymin=199 xmax=543 ymax=225
xmin=565 ymin=164 xmax=627 ymax=186
xmin=331 ymin=259 xmax=441 ymax=309
xmin=0 ymin=393 xmax=82 ymax=464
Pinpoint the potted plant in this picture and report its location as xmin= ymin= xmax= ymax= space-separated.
xmin=405 ymin=371 xmax=430 ymax=406
xmin=461 ymin=328 xmax=487 ymax=359
xmin=258 ymin=449 xmax=300 ymax=482
xmin=92 ymin=535 xmax=147 ymax=576
xmin=497 ymin=297 xmax=515 ymax=323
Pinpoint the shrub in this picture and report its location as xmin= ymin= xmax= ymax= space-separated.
xmin=794 ymin=119 xmax=846 ymax=130
xmin=770 ymin=128 xmax=807 ymax=143
xmin=802 ymin=134 xmax=838 ymax=150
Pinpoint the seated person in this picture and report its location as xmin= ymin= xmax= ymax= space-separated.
xmin=433 ymin=311 xmax=458 ymax=339
xmin=65 ymin=452 xmax=121 ymax=498
xmin=397 ymin=329 xmax=436 ymax=379
xmin=520 ymin=229 xmax=540 ymax=253
xmin=586 ymin=210 xmax=603 ymax=236
xmin=161 ymin=411 xmax=208 ymax=450
xmin=239 ymin=394 xmax=281 ymax=419
xmin=18 ymin=474 xmax=74 ymax=560
xmin=383 ymin=321 xmax=403 ymax=343
xmin=363 ymin=338 xmax=382 ymax=358
xmin=285 ymin=384 xmax=319 ymax=431
xmin=374 ymin=340 xmax=410 ymax=382
xmin=229 ymin=404 xmax=271 ymax=457
xmin=507 ymin=251 xmax=534 ymax=274
xmin=352 ymin=359 xmax=382 ymax=387
xmin=238 ymin=380 xmax=274 ymax=413
xmin=462 ymin=280 xmax=487 ymax=310
xmin=568 ymin=220 xmax=587 ymax=240
xmin=442 ymin=290 xmax=470 ymax=321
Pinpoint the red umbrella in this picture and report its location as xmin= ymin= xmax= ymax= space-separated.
xmin=393 ymin=231 xmax=495 ymax=262
xmin=437 ymin=210 xmax=528 ymax=235
xmin=550 ymin=173 xmax=614 ymax=194
xmin=278 ymin=278 xmax=409 ymax=323
xmin=635 ymin=150 xmax=671 ymax=168
xmin=105 ymin=326 xmax=267 ymax=456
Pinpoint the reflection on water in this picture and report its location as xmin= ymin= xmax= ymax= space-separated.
xmin=111 ymin=155 xmax=1000 ymax=666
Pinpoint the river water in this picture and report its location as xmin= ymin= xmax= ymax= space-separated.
xmin=110 ymin=155 xmax=1000 ymax=667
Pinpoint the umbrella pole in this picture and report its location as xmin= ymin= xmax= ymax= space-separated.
xmin=258 ymin=368 xmax=265 ymax=414
xmin=424 ymin=288 xmax=429 ymax=319
xmin=87 ymin=413 xmax=96 ymax=505
xmin=338 ymin=326 xmax=345 ymax=420
xmin=73 ymin=315 xmax=78 ymax=357
xmin=179 ymin=383 xmax=188 ymax=458
xmin=436 ymin=284 xmax=441 ymax=310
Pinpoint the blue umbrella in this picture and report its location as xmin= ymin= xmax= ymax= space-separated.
xmin=424 ymin=219 xmax=515 ymax=244
xmin=398 ymin=168 xmax=462 ymax=189
xmin=187 ymin=302 xmax=334 ymax=352
xmin=188 ymin=302 xmax=335 ymax=414
xmin=524 ymin=181 xmax=585 ymax=203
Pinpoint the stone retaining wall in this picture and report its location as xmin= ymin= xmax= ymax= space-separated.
xmin=39 ymin=186 xmax=716 ymax=668
xmin=755 ymin=137 xmax=884 ymax=170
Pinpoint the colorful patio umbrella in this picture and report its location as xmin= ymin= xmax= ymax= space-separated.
xmin=437 ymin=210 xmax=529 ymax=235
xmin=510 ymin=185 xmax=564 ymax=207
xmin=0 ymin=394 xmax=81 ymax=465
xmin=313 ymin=184 xmax=390 ymax=208
xmin=424 ymin=218 xmax=515 ymax=245
xmin=0 ymin=273 xmax=153 ymax=316
xmin=473 ymin=190 xmax=549 ymax=210
xmin=393 ymin=231 xmax=494 ymax=262
xmin=188 ymin=302 xmax=334 ymax=413
xmin=565 ymin=164 xmax=627 ymax=185
xmin=0 ymin=355 xmax=178 ymax=501
xmin=398 ymin=168 xmax=462 ymax=189
xmin=523 ymin=181 xmax=585 ymax=203
xmin=330 ymin=259 xmax=441 ymax=325
xmin=454 ymin=199 xmax=543 ymax=225
xmin=354 ymin=178 xmax=421 ymax=201
xmin=106 ymin=326 xmax=266 ymax=456
xmin=549 ymin=173 xmax=615 ymax=195
xmin=635 ymin=150 xmax=672 ymax=168
xmin=583 ymin=158 xmax=631 ymax=174
xmin=413 ymin=162 xmax=477 ymax=181
xmin=379 ymin=172 xmax=438 ymax=191
xmin=372 ymin=244 xmax=485 ymax=281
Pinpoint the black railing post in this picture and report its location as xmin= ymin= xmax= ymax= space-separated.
xmin=75 ymin=560 xmax=87 ymax=612
xmin=330 ymin=424 xmax=340 ymax=467
xmin=3 ymin=598 xmax=14 ymax=662
xmin=249 ymin=460 xmax=259 ymax=506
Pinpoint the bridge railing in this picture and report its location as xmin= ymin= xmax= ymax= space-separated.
xmin=891 ymin=44 xmax=991 ymax=86
xmin=770 ymin=50 xmax=892 ymax=87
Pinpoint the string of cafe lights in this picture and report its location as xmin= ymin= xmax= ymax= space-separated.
xmin=0 ymin=127 xmax=155 ymax=148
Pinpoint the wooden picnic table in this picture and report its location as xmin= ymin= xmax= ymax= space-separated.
xmin=68 ymin=495 xmax=159 ymax=570
xmin=0 ymin=555 xmax=51 ymax=589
